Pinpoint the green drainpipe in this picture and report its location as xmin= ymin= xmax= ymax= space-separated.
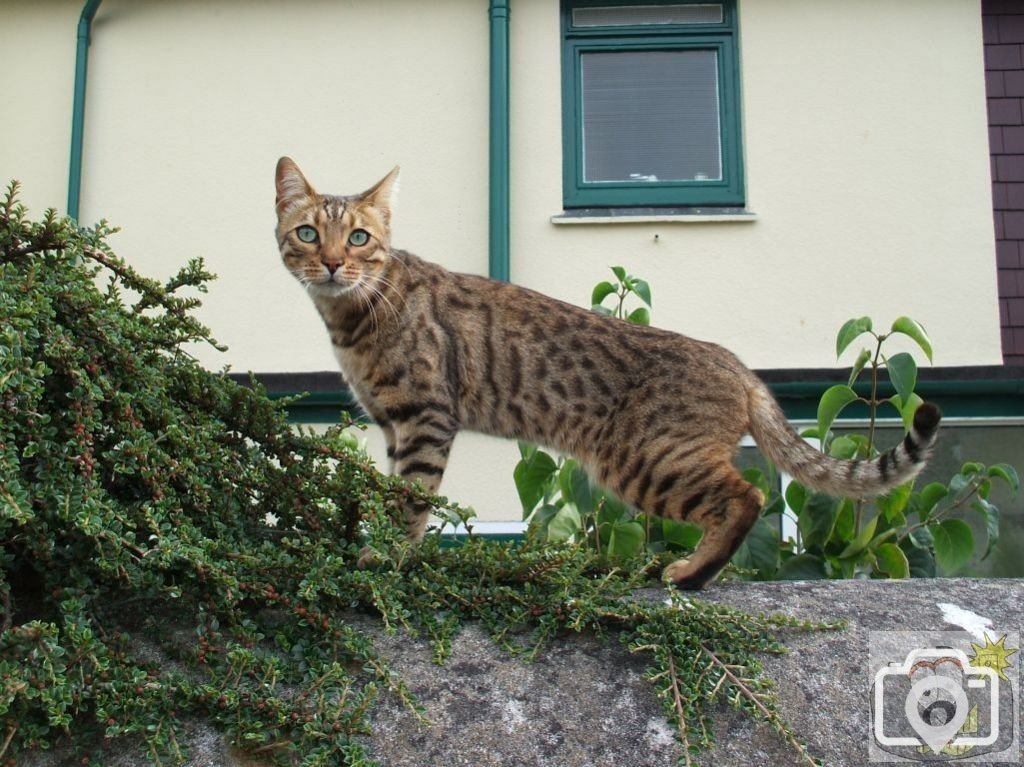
xmin=67 ymin=0 xmax=104 ymax=221
xmin=488 ymin=0 xmax=510 ymax=282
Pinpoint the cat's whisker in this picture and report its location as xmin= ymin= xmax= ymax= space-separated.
xmin=354 ymin=284 xmax=381 ymax=334
xmin=360 ymin=281 xmax=400 ymax=331
xmin=367 ymin=274 xmax=405 ymax=317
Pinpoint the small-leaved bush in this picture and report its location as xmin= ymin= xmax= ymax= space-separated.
xmin=1 ymin=186 xmax=829 ymax=767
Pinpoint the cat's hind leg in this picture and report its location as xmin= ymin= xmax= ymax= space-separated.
xmin=661 ymin=467 xmax=764 ymax=590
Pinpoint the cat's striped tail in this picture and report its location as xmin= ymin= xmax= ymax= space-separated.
xmin=745 ymin=382 xmax=942 ymax=497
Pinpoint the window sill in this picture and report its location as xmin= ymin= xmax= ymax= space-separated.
xmin=550 ymin=207 xmax=757 ymax=225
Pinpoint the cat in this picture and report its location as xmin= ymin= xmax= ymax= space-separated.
xmin=273 ymin=157 xmax=942 ymax=589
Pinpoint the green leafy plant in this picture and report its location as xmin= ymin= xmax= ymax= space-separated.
xmin=1 ymin=187 xmax=829 ymax=766
xmin=735 ymin=317 xmax=1020 ymax=581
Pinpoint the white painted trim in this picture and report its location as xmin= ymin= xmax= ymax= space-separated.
xmin=550 ymin=211 xmax=757 ymax=225
xmin=441 ymin=520 xmax=528 ymax=537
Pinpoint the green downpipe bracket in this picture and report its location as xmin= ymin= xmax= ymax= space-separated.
xmin=67 ymin=0 xmax=104 ymax=221
xmin=488 ymin=0 xmax=511 ymax=282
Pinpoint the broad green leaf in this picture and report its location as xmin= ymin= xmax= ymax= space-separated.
xmin=597 ymin=495 xmax=628 ymax=527
xmin=833 ymin=499 xmax=856 ymax=542
xmin=527 ymin=503 xmax=560 ymax=536
xmin=743 ymin=467 xmax=772 ymax=497
xmin=838 ymin=514 xmax=878 ymax=559
xmin=817 ymin=385 xmax=859 ymax=443
xmin=890 ymin=392 xmax=924 ymax=433
xmin=828 ymin=435 xmax=860 ymax=460
xmin=590 ymin=304 xmax=614 ymax=316
xmin=784 ymin=481 xmax=807 ymax=514
xmin=977 ymin=478 xmax=992 ymax=501
xmin=836 ymin=316 xmax=873 ymax=359
xmin=607 ymin=520 xmax=645 ymax=559
xmin=632 ymin=279 xmax=652 ymax=307
xmin=765 ymin=494 xmax=787 ymax=517
xmin=590 ymin=280 xmax=616 ymax=307
xmin=885 ymin=352 xmax=917 ymax=407
xmin=947 ymin=472 xmax=971 ymax=496
xmin=827 ymin=554 xmax=856 ymax=579
xmin=661 ymin=518 xmax=703 ymax=550
xmin=912 ymin=482 xmax=948 ymax=522
xmin=731 ymin=516 xmax=780 ymax=577
xmin=903 ymin=543 xmax=936 ymax=578
xmin=547 ymin=504 xmax=582 ymax=541
xmin=847 ymin=347 xmax=872 ymax=386
xmin=626 ymin=307 xmax=650 ymax=326
xmin=876 ymin=540 xmax=909 ymax=577
xmin=878 ymin=483 xmax=912 ymax=524
xmin=971 ymin=499 xmax=1000 ymax=560
xmin=611 ymin=265 xmax=627 ymax=282
xmin=513 ymin=449 xmax=558 ymax=516
xmin=931 ymin=518 xmax=974 ymax=574
xmin=559 ymin=460 xmax=594 ymax=513
xmin=988 ymin=463 xmax=1021 ymax=496
xmin=798 ymin=493 xmax=839 ymax=551
xmin=777 ymin=553 xmax=826 ymax=581
xmin=960 ymin=461 xmax=985 ymax=477
xmin=907 ymin=525 xmax=934 ymax=550
xmin=890 ymin=316 xmax=934 ymax=363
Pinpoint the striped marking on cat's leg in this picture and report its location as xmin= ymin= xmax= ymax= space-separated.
xmin=357 ymin=407 xmax=455 ymax=569
xmin=390 ymin=410 xmax=457 ymax=541
xmin=664 ymin=471 xmax=764 ymax=590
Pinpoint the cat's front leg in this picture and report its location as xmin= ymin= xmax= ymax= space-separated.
xmin=389 ymin=416 xmax=457 ymax=541
xmin=357 ymin=409 xmax=457 ymax=567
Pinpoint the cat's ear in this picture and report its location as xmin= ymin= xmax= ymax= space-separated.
xmin=360 ymin=166 xmax=400 ymax=220
xmin=275 ymin=157 xmax=316 ymax=216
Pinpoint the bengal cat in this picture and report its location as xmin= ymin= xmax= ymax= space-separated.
xmin=273 ymin=157 xmax=942 ymax=589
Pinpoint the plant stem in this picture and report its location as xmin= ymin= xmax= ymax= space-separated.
xmin=666 ymin=652 xmax=695 ymax=767
xmin=866 ymin=334 xmax=884 ymax=457
xmin=702 ymin=645 xmax=820 ymax=767
xmin=897 ymin=476 xmax=985 ymax=544
xmin=856 ymin=333 xmax=885 ymax=536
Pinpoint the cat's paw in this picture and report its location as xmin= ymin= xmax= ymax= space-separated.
xmin=662 ymin=557 xmax=712 ymax=591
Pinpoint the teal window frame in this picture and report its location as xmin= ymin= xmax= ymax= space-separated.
xmin=560 ymin=0 xmax=745 ymax=209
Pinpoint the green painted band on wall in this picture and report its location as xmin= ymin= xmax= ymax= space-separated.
xmin=273 ymin=377 xmax=1024 ymax=424
xmin=488 ymin=0 xmax=511 ymax=283
xmin=68 ymin=0 xmax=103 ymax=221
xmin=769 ymin=377 xmax=1024 ymax=422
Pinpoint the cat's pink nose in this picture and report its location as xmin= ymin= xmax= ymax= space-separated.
xmin=323 ymin=260 xmax=341 ymax=275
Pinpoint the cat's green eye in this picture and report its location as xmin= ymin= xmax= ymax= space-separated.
xmin=348 ymin=229 xmax=370 ymax=247
xmin=296 ymin=225 xmax=318 ymax=244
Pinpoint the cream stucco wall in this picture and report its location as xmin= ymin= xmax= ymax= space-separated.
xmin=0 ymin=0 xmax=1001 ymax=525
xmin=510 ymin=0 xmax=1000 ymax=369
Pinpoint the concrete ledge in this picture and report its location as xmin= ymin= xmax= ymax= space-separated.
xmin=23 ymin=579 xmax=1024 ymax=766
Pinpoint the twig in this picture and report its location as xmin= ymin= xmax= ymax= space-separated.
xmin=702 ymin=644 xmax=820 ymax=767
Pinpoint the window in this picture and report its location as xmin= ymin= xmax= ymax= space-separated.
xmin=560 ymin=1 xmax=744 ymax=209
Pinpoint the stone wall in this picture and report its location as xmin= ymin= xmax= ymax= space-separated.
xmin=23 ymin=579 xmax=1023 ymax=766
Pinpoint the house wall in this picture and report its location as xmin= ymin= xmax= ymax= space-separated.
xmin=0 ymin=0 xmax=1002 ymax=524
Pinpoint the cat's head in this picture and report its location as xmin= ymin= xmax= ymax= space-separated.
xmin=274 ymin=157 xmax=399 ymax=298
